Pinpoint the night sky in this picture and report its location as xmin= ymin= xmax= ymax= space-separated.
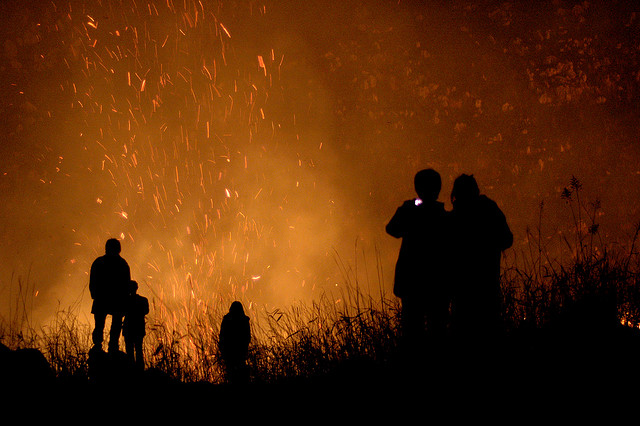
xmin=1 ymin=0 xmax=638 ymax=329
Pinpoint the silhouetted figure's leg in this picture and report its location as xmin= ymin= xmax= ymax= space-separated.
xmin=93 ymin=313 xmax=107 ymax=348
xmin=134 ymin=338 xmax=144 ymax=370
xmin=237 ymin=362 xmax=249 ymax=384
xmin=425 ymin=292 xmax=449 ymax=341
xmin=125 ymin=335 xmax=134 ymax=364
xmin=400 ymin=298 xmax=427 ymax=355
xmin=225 ymin=359 xmax=248 ymax=385
xmin=109 ymin=314 xmax=124 ymax=353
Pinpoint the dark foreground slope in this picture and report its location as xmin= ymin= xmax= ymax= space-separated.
xmin=4 ymin=322 xmax=640 ymax=421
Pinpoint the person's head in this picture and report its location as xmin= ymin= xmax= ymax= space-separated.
xmin=130 ymin=280 xmax=139 ymax=295
xmin=451 ymin=174 xmax=480 ymax=207
xmin=414 ymin=168 xmax=441 ymax=202
xmin=105 ymin=238 xmax=121 ymax=256
xmin=229 ymin=301 xmax=245 ymax=316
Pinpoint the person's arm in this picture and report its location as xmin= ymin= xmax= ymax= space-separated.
xmin=385 ymin=200 xmax=415 ymax=238
xmin=491 ymin=201 xmax=513 ymax=251
xmin=245 ymin=320 xmax=251 ymax=345
xmin=500 ymin=218 xmax=513 ymax=251
xmin=89 ymin=260 xmax=101 ymax=300
xmin=218 ymin=320 xmax=227 ymax=349
xmin=142 ymin=297 xmax=150 ymax=315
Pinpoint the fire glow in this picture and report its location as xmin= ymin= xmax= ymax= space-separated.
xmin=0 ymin=0 xmax=639 ymax=331
xmin=0 ymin=0 xmax=343 ymax=328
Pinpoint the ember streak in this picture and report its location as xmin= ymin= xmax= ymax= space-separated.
xmin=0 ymin=0 xmax=638 ymax=328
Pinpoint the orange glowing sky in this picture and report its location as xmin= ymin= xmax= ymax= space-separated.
xmin=0 ymin=0 xmax=638 ymax=328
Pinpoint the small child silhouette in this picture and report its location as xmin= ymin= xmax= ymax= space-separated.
xmin=123 ymin=280 xmax=149 ymax=370
xmin=218 ymin=301 xmax=251 ymax=384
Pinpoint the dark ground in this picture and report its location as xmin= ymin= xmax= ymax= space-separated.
xmin=3 ymin=322 xmax=640 ymax=421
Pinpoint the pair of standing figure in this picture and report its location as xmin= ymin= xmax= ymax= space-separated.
xmin=386 ymin=170 xmax=513 ymax=348
xmin=90 ymin=238 xmax=149 ymax=369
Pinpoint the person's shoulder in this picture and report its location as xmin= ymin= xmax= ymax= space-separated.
xmin=395 ymin=200 xmax=417 ymax=211
xmin=91 ymin=255 xmax=107 ymax=266
xmin=116 ymin=255 xmax=131 ymax=266
xmin=479 ymin=195 xmax=501 ymax=210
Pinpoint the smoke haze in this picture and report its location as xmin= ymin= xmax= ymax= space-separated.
xmin=1 ymin=0 xmax=639 ymax=328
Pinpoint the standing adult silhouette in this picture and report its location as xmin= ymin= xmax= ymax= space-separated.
xmin=449 ymin=174 xmax=512 ymax=341
xmin=386 ymin=169 xmax=450 ymax=353
xmin=218 ymin=301 xmax=251 ymax=385
xmin=89 ymin=238 xmax=131 ymax=354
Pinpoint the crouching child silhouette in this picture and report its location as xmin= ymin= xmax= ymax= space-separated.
xmin=386 ymin=169 xmax=450 ymax=358
xmin=123 ymin=280 xmax=149 ymax=370
xmin=218 ymin=301 xmax=251 ymax=385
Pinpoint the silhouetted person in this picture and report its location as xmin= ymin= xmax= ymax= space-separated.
xmin=123 ymin=280 xmax=149 ymax=370
xmin=386 ymin=169 xmax=450 ymax=353
xmin=219 ymin=301 xmax=251 ymax=384
xmin=449 ymin=174 xmax=512 ymax=341
xmin=89 ymin=238 xmax=131 ymax=354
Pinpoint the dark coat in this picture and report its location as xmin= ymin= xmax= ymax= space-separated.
xmin=450 ymin=195 xmax=512 ymax=326
xmin=386 ymin=199 xmax=449 ymax=300
xmin=219 ymin=310 xmax=251 ymax=364
xmin=89 ymin=254 xmax=131 ymax=315
xmin=123 ymin=294 xmax=149 ymax=338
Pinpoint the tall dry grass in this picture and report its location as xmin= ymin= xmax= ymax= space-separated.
xmin=501 ymin=177 xmax=640 ymax=334
xmin=1 ymin=176 xmax=639 ymax=386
